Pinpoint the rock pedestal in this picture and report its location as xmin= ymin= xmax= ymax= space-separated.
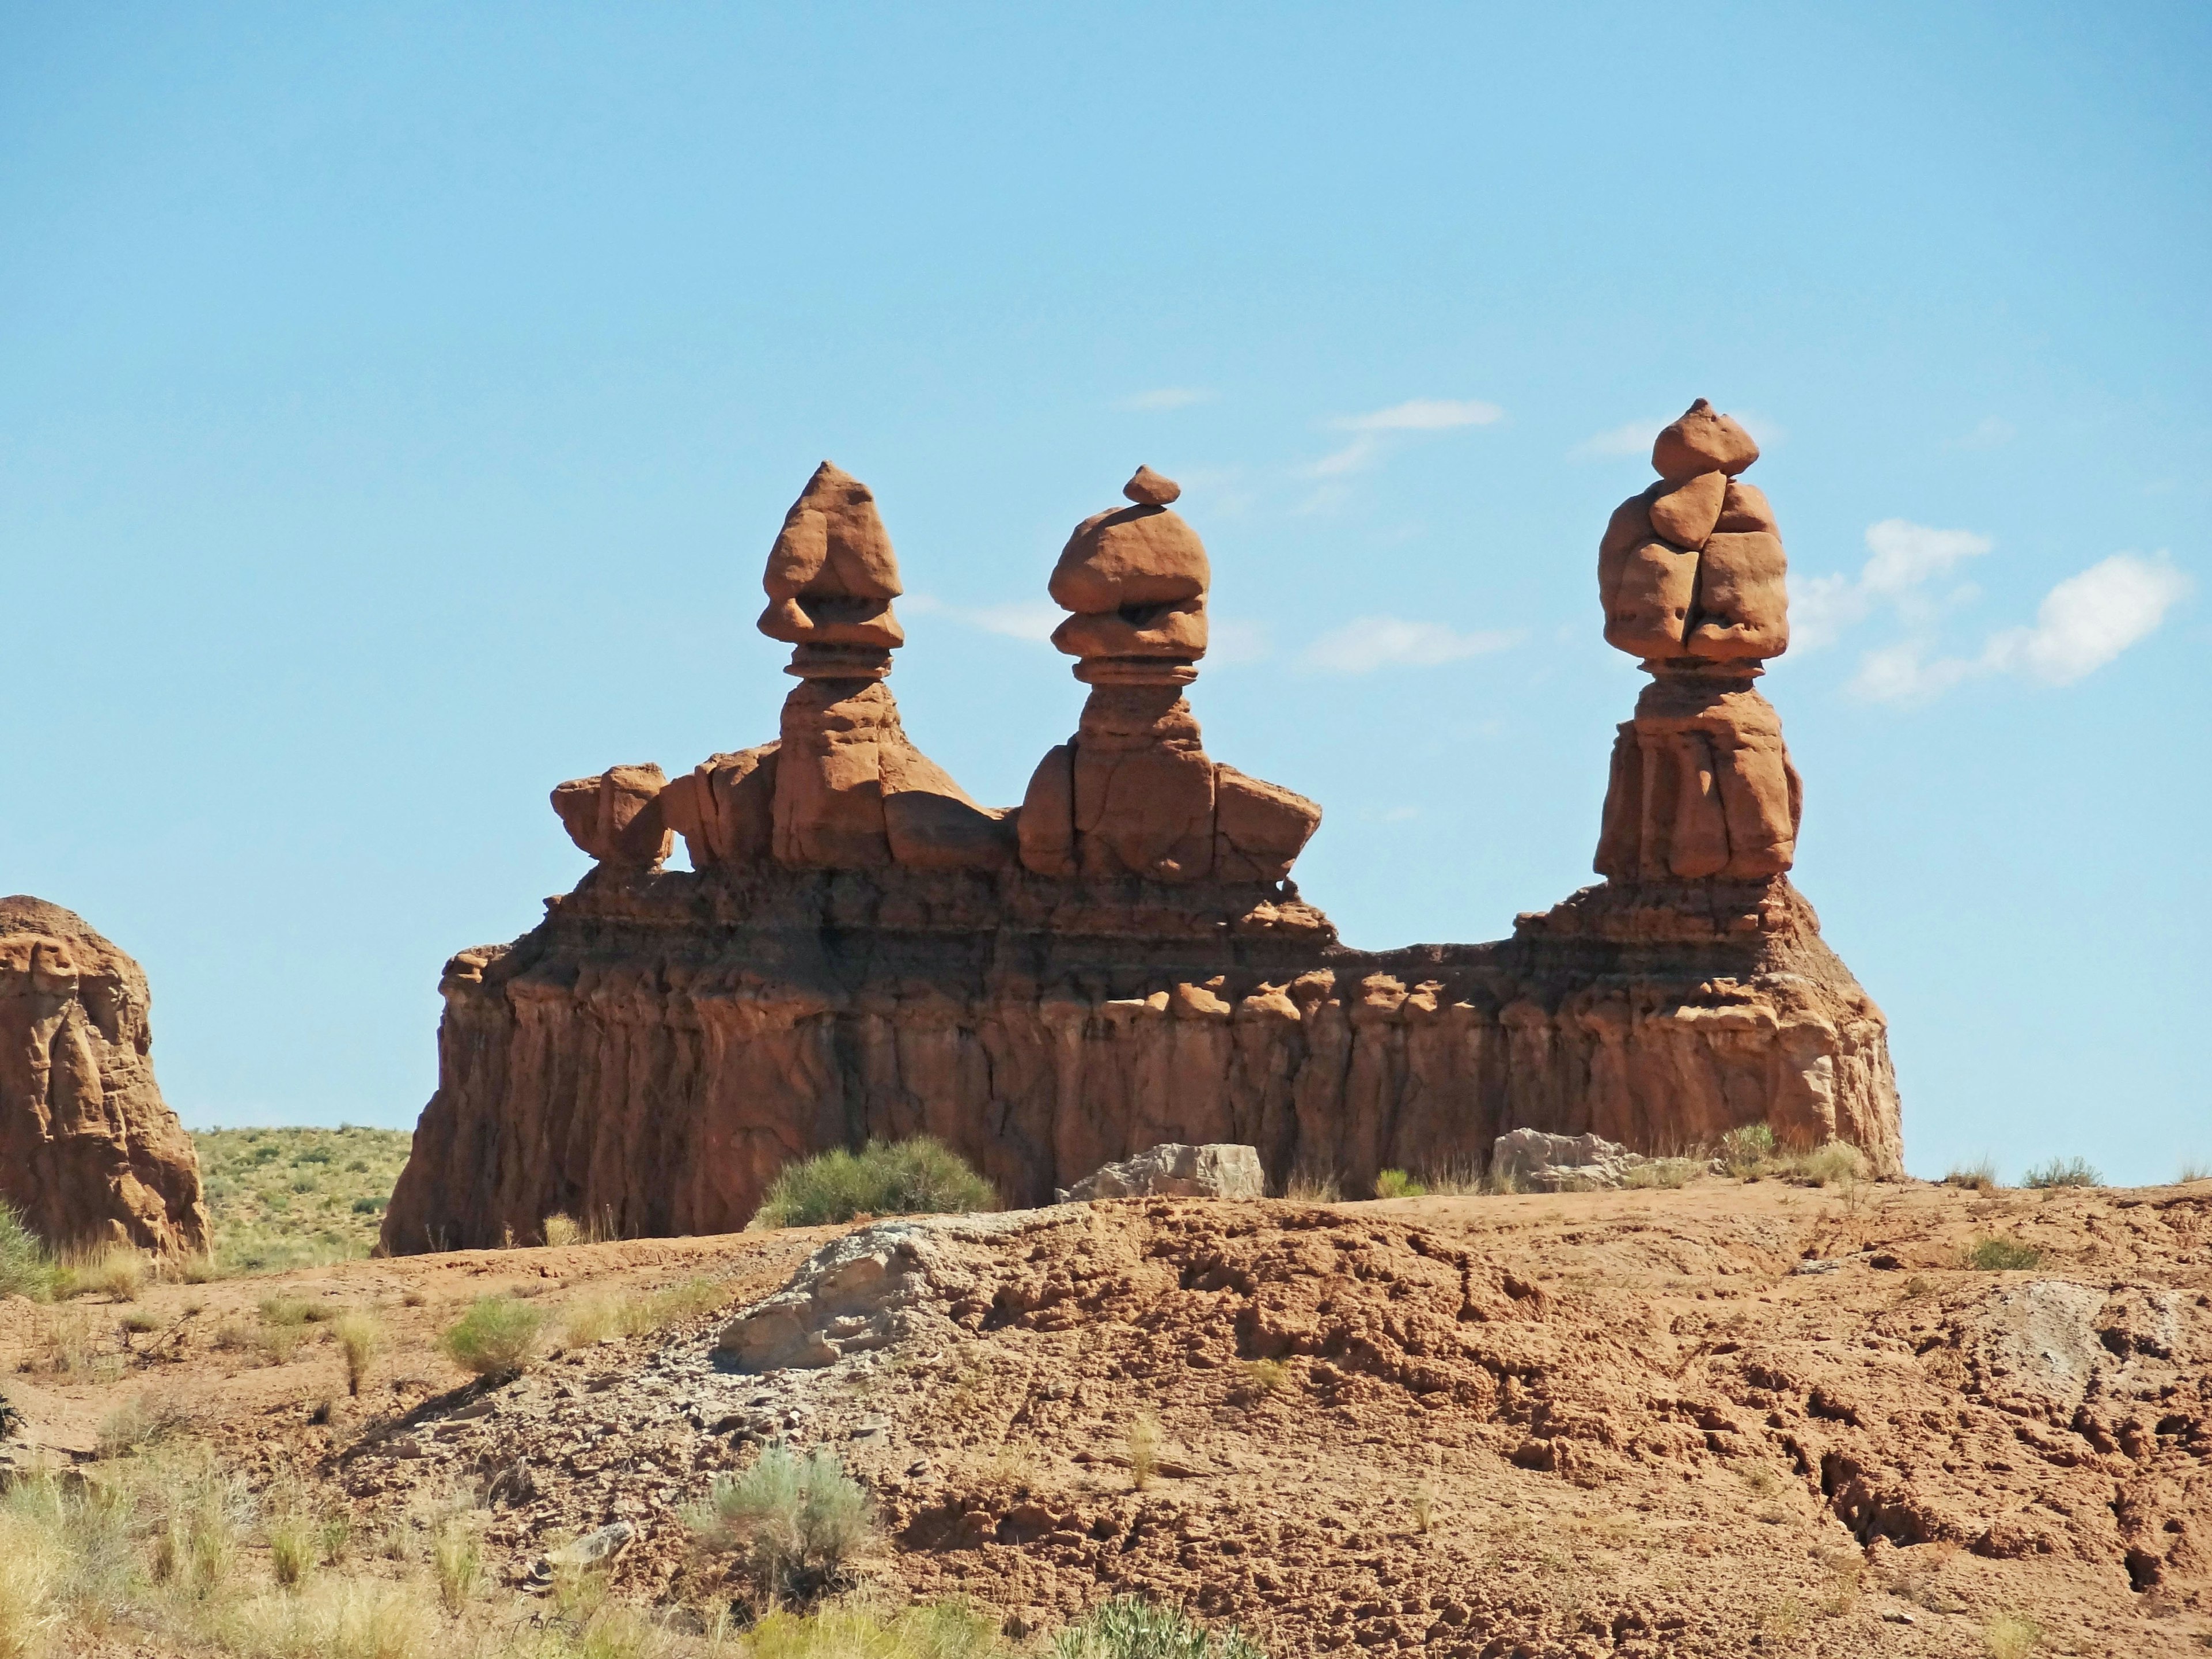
xmin=0 ymin=896 xmax=210 ymax=1255
xmin=382 ymin=442 xmax=1902 ymax=1254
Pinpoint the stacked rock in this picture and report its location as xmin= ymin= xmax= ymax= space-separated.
xmin=1018 ymin=468 xmax=1320 ymax=884
xmin=652 ymin=463 xmax=1011 ymax=873
xmin=1592 ymin=402 xmax=1801 ymax=884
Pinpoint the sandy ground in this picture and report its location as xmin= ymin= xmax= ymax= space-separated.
xmin=5 ymin=1177 xmax=2208 ymax=1657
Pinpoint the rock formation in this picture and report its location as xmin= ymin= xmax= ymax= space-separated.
xmin=0 ymin=896 xmax=210 ymax=1255
xmin=383 ymin=438 xmax=1900 ymax=1253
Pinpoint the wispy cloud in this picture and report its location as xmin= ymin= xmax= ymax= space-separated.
xmin=1570 ymin=418 xmax=1668 ymax=461
xmin=1955 ymin=415 xmax=2016 ymax=451
xmin=1857 ymin=554 xmax=2192 ymax=702
xmin=1303 ymin=616 xmax=1520 ymax=674
xmin=1796 ymin=519 xmax=1994 ymax=650
xmin=1303 ymin=435 xmax=1383 ymax=478
xmin=1330 ymin=397 xmax=1503 ymax=433
xmin=1116 ymin=387 xmax=1214 ymax=412
xmin=902 ymin=593 xmax=1061 ymax=643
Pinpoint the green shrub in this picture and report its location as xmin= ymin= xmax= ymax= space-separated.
xmin=1719 ymin=1123 xmax=1775 ymax=1177
xmin=1966 ymin=1236 xmax=2043 ymax=1272
xmin=2022 ymin=1156 xmax=2100 ymax=1190
xmin=746 ymin=1599 xmax=1002 ymax=1659
xmin=748 ymin=1138 xmax=995 ymax=1230
xmin=1051 ymin=1596 xmax=1267 ymax=1659
xmin=1372 ymin=1169 xmax=1426 ymax=1200
xmin=689 ymin=1444 xmax=872 ymax=1595
xmin=438 ymin=1297 xmax=545 ymax=1380
xmin=0 ymin=1203 xmax=54 ymax=1301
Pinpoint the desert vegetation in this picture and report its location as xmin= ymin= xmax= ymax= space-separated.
xmin=747 ymin=1138 xmax=997 ymax=1230
xmin=192 ymin=1127 xmax=412 ymax=1275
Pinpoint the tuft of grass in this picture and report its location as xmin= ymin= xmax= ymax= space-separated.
xmin=439 ymin=1297 xmax=545 ymax=1380
xmin=268 ymin=1511 xmax=317 ymax=1589
xmin=0 ymin=1203 xmax=56 ymax=1302
xmin=1621 ymin=1158 xmax=1698 ymax=1190
xmin=746 ymin=1599 xmax=1002 ymax=1659
xmin=2180 ymin=1160 xmax=2210 ymax=1185
xmin=1050 ymin=1595 xmax=1266 ymax=1659
xmin=95 ymin=1396 xmax=187 ymax=1460
xmin=541 ymin=1213 xmax=581 ymax=1248
xmin=1413 ymin=1157 xmax=1484 ymax=1198
xmin=748 ymin=1137 xmax=996 ymax=1231
xmin=334 ymin=1311 xmax=380 ymax=1397
xmin=1235 ymin=1358 xmax=1289 ymax=1399
xmin=1372 ymin=1169 xmax=1426 ymax=1200
xmin=1965 ymin=1236 xmax=2043 ymax=1272
xmin=0 ymin=1505 xmax=62 ymax=1657
xmin=1281 ymin=1165 xmax=1340 ymax=1203
xmin=689 ymin=1444 xmax=873 ymax=1597
xmin=1983 ymin=1609 xmax=2044 ymax=1658
xmin=1409 ymin=1483 xmax=1434 ymax=1535
xmin=1781 ymin=1142 xmax=1863 ymax=1189
xmin=561 ymin=1276 xmax=730 ymax=1349
xmin=1719 ymin=1123 xmax=1775 ymax=1177
xmin=55 ymin=1244 xmax=143 ymax=1303
xmin=2022 ymin=1156 xmax=2100 ymax=1190
xmin=1127 ymin=1414 xmax=1161 ymax=1493
xmin=1945 ymin=1159 xmax=1998 ymax=1193
xmin=430 ymin=1523 xmax=479 ymax=1612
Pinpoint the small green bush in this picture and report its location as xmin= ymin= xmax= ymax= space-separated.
xmin=748 ymin=1138 xmax=996 ymax=1230
xmin=2022 ymin=1156 xmax=2100 ymax=1190
xmin=0 ymin=1203 xmax=54 ymax=1301
xmin=1719 ymin=1123 xmax=1775 ymax=1177
xmin=1966 ymin=1236 xmax=2043 ymax=1272
xmin=1372 ymin=1169 xmax=1426 ymax=1200
xmin=439 ymin=1297 xmax=545 ymax=1380
xmin=1051 ymin=1596 xmax=1267 ymax=1659
xmin=690 ymin=1444 xmax=872 ymax=1595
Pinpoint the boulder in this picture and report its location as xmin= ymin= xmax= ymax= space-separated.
xmin=1056 ymin=1142 xmax=1266 ymax=1203
xmin=1491 ymin=1129 xmax=1647 ymax=1193
xmin=0 ymin=897 xmax=210 ymax=1255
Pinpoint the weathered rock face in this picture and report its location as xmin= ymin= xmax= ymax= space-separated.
xmin=383 ymin=443 xmax=1901 ymax=1253
xmin=1056 ymin=1142 xmax=1266 ymax=1203
xmin=0 ymin=896 xmax=210 ymax=1255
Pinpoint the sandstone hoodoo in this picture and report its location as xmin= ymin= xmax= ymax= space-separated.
xmin=384 ymin=432 xmax=1900 ymax=1253
xmin=0 ymin=895 xmax=210 ymax=1255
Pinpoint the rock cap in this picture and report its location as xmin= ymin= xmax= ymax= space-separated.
xmin=1123 ymin=466 xmax=1181 ymax=506
xmin=1652 ymin=399 xmax=1760 ymax=482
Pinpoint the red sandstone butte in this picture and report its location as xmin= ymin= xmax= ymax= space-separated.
xmin=382 ymin=447 xmax=1898 ymax=1253
xmin=0 ymin=896 xmax=210 ymax=1255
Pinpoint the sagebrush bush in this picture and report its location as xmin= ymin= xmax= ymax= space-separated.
xmin=1966 ymin=1236 xmax=2043 ymax=1272
xmin=2022 ymin=1156 xmax=2100 ymax=1190
xmin=1050 ymin=1596 xmax=1267 ymax=1659
xmin=0 ymin=1204 xmax=54 ymax=1302
xmin=690 ymin=1444 xmax=873 ymax=1595
xmin=1372 ymin=1169 xmax=1426 ymax=1200
xmin=748 ymin=1138 xmax=995 ymax=1230
xmin=439 ymin=1297 xmax=545 ymax=1380
xmin=1982 ymin=1609 xmax=2044 ymax=1659
xmin=1719 ymin=1123 xmax=1775 ymax=1177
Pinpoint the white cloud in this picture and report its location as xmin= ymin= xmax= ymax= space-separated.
xmin=1794 ymin=519 xmax=1993 ymax=650
xmin=1570 ymin=418 xmax=1667 ymax=461
xmin=902 ymin=593 xmax=1060 ymax=643
xmin=1847 ymin=552 xmax=2190 ymax=704
xmin=1302 ymin=616 xmax=1520 ymax=674
xmin=1331 ymin=397 xmax=1503 ymax=433
xmin=1304 ymin=435 xmax=1382 ymax=478
xmin=1116 ymin=387 xmax=1214 ymax=412
xmin=1979 ymin=554 xmax=2192 ymax=685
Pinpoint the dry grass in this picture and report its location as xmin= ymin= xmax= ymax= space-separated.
xmin=1127 ymin=1414 xmax=1161 ymax=1492
xmin=1281 ymin=1164 xmax=1341 ymax=1203
xmin=1945 ymin=1158 xmax=1999 ymax=1193
xmin=2022 ymin=1156 xmax=2100 ymax=1189
xmin=1965 ymin=1236 xmax=2044 ymax=1272
xmin=334 ymin=1311 xmax=380 ymax=1397
xmin=561 ymin=1277 xmax=731 ymax=1349
xmin=1983 ymin=1609 xmax=2044 ymax=1657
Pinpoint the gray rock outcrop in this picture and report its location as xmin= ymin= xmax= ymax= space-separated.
xmin=1056 ymin=1142 xmax=1265 ymax=1202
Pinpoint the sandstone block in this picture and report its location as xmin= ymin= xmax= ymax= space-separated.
xmin=551 ymin=764 xmax=672 ymax=869
xmin=1213 ymin=764 xmax=1323 ymax=883
xmin=1056 ymin=1142 xmax=1266 ymax=1202
xmin=1048 ymin=506 xmax=1210 ymax=615
xmin=1652 ymin=399 xmax=1759 ymax=482
xmin=1687 ymin=531 xmax=1790 ymax=660
xmin=1647 ymin=470 xmax=1727 ymax=549
xmin=1050 ymin=597 xmax=1209 ymax=662
xmin=1016 ymin=744 xmax=1078 ymax=878
xmin=1493 ymin=1128 xmax=1648 ymax=1192
xmin=1716 ymin=479 xmax=1778 ymax=534
xmin=1123 ymin=465 xmax=1181 ymax=506
xmin=764 ymin=461 xmax=902 ymax=601
xmin=661 ymin=745 xmax=779 ymax=869
xmin=1601 ymin=540 xmax=1698 ymax=659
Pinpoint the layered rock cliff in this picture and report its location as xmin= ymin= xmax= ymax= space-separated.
xmin=384 ymin=436 xmax=1901 ymax=1252
xmin=0 ymin=896 xmax=211 ymax=1254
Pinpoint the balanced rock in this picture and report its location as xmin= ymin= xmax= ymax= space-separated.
xmin=1652 ymin=397 xmax=1760 ymax=482
xmin=0 ymin=897 xmax=210 ymax=1255
xmin=1055 ymin=1142 xmax=1266 ymax=1202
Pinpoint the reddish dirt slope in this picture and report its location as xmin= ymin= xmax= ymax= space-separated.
xmin=6 ymin=1180 xmax=2209 ymax=1657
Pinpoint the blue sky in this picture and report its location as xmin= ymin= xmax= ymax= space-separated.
xmin=2 ymin=3 xmax=2205 ymax=1182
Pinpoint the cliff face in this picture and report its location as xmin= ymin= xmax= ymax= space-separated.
xmin=382 ymin=438 xmax=1902 ymax=1253
xmin=0 ymin=895 xmax=211 ymax=1255
xmin=380 ymin=865 xmax=1895 ymax=1253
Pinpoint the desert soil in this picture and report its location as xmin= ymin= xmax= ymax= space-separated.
xmin=6 ymin=1177 xmax=2209 ymax=1657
